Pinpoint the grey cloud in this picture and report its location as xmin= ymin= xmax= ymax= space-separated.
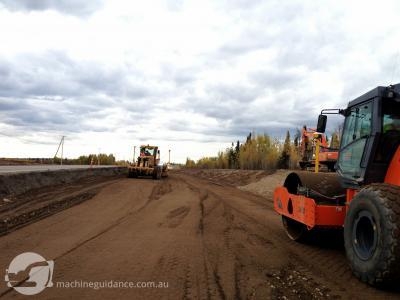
xmin=218 ymin=36 xmax=270 ymax=57
xmin=164 ymin=100 xmax=316 ymax=143
xmin=63 ymin=96 xmax=113 ymax=116
xmin=0 ymin=51 xmax=155 ymax=101
xmin=165 ymin=0 xmax=184 ymax=12
xmin=214 ymin=1 xmax=348 ymax=73
xmin=215 ymin=0 xmax=265 ymax=12
xmin=160 ymin=63 xmax=198 ymax=88
xmin=208 ymin=83 xmax=258 ymax=103
xmin=0 ymin=53 xmax=79 ymax=98
xmin=2 ymin=0 xmax=398 ymax=153
xmin=1 ymin=98 xmax=127 ymax=135
xmin=124 ymin=85 xmax=151 ymax=99
xmin=2 ymin=99 xmax=77 ymax=129
xmin=226 ymin=110 xmax=315 ymax=137
xmin=250 ymin=70 xmax=303 ymax=90
xmin=0 ymin=99 xmax=23 ymax=111
xmin=0 ymin=51 xmax=138 ymax=134
xmin=188 ymin=99 xmax=245 ymax=120
xmin=0 ymin=0 xmax=104 ymax=16
xmin=192 ymin=2 xmax=357 ymax=142
xmin=341 ymin=58 xmax=398 ymax=101
xmin=183 ymin=83 xmax=258 ymax=121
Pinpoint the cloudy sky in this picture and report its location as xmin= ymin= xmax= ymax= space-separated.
xmin=0 ymin=0 xmax=400 ymax=163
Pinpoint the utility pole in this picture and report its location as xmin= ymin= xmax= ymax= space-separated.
xmin=133 ymin=146 xmax=136 ymax=165
xmin=168 ymin=149 xmax=171 ymax=164
xmin=54 ymin=136 xmax=65 ymax=165
xmin=61 ymin=136 xmax=64 ymax=165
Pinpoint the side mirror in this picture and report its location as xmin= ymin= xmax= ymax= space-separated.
xmin=317 ymin=114 xmax=327 ymax=133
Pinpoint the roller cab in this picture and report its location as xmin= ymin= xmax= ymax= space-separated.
xmin=273 ymin=84 xmax=400 ymax=285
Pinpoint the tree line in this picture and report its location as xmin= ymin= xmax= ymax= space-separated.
xmin=185 ymin=129 xmax=341 ymax=170
xmin=53 ymin=153 xmax=117 ymax=165
xmin=5 ymin=154 xmax=127 ymax=166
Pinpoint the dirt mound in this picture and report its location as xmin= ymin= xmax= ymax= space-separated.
xmin=0 ymin=167 xmax=126 ymax=199
xmin=0 ymin=167 xmax=126 ymax=236
xmin=238 ymin=169 xmax=290 ymax=198
xmin=180 ymin=168 xmax=290 ymax=199
xmin=178 ymin=169 xmax=273 ymax=186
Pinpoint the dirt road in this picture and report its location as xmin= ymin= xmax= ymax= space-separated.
xmin=0 ymin=170 xmax=399 ymax=299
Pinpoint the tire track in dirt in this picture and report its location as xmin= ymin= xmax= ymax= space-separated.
xmin=149 ymin=181 xmax=172 ymax=201
xmin=0 ymin=180 xmax=173 ymax=298
xmin=182 ymin=177 xmax=246 ymax=299
xmin=1 ymin=177 xmax=179 ymax=298
xmin=0 ymin=178 xmax=122 ymax=236
xmin=56 ymin=180 xmax=174 ymax=260
xmin=177 ymin=172 xmax=400 ymax=300
xmin=56 ymin=179 xmax=174 ymax=258
xmin=2 ymin=171 xmax=399 ymax=299
xmin=120 ymin=176 xmax=213 ymax=300
xmin=212 ymin=191 xmax=363 ymax=299
xmin=159 ymin=206 xmax=190 ymax=228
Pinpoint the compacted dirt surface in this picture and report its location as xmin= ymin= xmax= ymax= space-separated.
xmin=0 ymin=169 xmax=399 ymax=299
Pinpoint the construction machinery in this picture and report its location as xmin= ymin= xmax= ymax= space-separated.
xmin=274 ymin=84 xmax=400 ymax=286
xmin=298 ymin=126 xmax=338 ymax=171
xmin=128 ymin=145 xmax=168 ymax=179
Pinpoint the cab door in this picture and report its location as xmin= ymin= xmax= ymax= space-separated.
xmin=337 ymin=101 xmax=373 ymax=185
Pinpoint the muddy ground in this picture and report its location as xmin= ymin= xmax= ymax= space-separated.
xmin=0 ymin=169 xmax=399 ymax=299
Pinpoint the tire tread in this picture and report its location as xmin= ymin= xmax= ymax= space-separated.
xmin=346 ymin=183 xmax=400 ymax=286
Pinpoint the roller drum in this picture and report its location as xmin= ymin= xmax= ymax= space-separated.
xmin=283 ymin=171 xmax=345 ymax=201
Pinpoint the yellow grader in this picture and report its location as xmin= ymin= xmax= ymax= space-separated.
xmin=128 ymin=145 xmax=168 ymax=179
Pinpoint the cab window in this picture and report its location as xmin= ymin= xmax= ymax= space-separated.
xmin=376 ymin=99 xmax=400 ymax=162
xmin=341 ymin=103 xmax=372 ymax=148
xmin=338 ymin=102 xmax=372 ymax=178
xmin=382 ymin=101 xmax=400 ymax=133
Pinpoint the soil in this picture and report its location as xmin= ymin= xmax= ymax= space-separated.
xmin=0 ymin=169 xmax=399 ymax=299
xmin=0 ymin=167 xmax=126 ymax=198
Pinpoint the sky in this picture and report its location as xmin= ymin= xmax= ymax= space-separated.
xmin=0 ymin=0 xmax=400 ymax=163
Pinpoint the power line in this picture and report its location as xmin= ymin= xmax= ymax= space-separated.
xmin=0 ymin=132 xmax=46 ymax=144
xmin=0 ymin=132 xmax=62 ymax=145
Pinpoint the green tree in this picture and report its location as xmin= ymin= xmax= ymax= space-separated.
xmin=330 ymin=132 xmax=340 ymax=149
xmin=278 ymin=130 xmax=291 ymax=169
xmin=238 ymin=133 xmax=279 ymax=170
xmin=185 ymin=157 xmax=196 ymax=168
xmin=78 ymin=155 xmax=89 ymax=164
xmin=190 ymin=131 xmax=289 ymax=171
xmin=217 ymin=151 xmax=228 ymax=168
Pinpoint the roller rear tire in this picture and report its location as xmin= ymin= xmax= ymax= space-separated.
xmin=344 ymin=184 xmax=400 ymax=286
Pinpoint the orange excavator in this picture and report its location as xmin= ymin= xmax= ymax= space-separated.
xmin=274 ymin=84 xmax=400 ymax=286
xmin=298 ymin=126 xmax=338 ymax=171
